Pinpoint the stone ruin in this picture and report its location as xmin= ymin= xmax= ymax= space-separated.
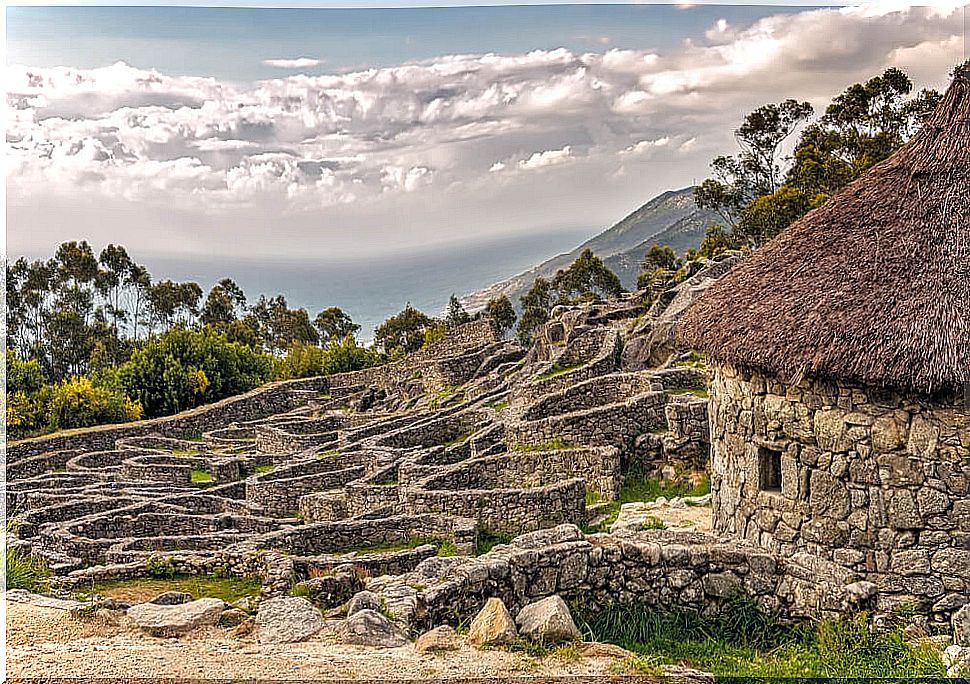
xmin=7 ymin=256 xmax=956 ymax=649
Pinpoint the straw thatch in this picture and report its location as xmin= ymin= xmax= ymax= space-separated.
xmin=679 ymin=64 xmax=970 ymax=395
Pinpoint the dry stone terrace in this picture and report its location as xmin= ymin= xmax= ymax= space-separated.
xmin=6 ymin=282 xmax=936 ymax=637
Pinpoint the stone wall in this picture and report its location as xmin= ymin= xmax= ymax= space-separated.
xmin=410 ymin=525 xmax=865 ymax=630
xmin=708 ymin=363 xmax=970 ymax=622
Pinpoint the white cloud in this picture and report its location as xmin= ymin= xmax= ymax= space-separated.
xmin=518 ymin=146 xmax=574 ymax=171
xmin=262 ymin=57 xmax=323 ymax=69
xmin=6 ymin=1 xmax=966 ymax=261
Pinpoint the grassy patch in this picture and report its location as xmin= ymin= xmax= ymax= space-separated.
xmin=254 ymin=463 xmax=275 ymax=474
xmin=533 ymin=362 xmax=585 ymax=381
xmin=585 ymin=488 xmax=603 ymax=506
xmin=5 ymin=546 xmax=50 ymax=593
xmin=172 ymin=448 xmax=200 ymax=455
xmin=582 ymin=465 xmax=711 ymax=533
xmin=79 ymin=574 xmax=263 ymax=604
xmin=513 ymin=438 xmax=578 ymax=453
xmin=443 ymin=430 xmax=476 ymax=447
xmin=429 ymin=385 xmax=462 ymax=408
xmin=673 ymin=351 xmax=708 ymax=369
xmin=182 ymin=434 xmax=205 ymax=443
xmin=486 ymin=397 xmax=510 ymax=412
xmin=641 ymin=516 xmax=667 ymax=530
xmin=663 ymin=387 xmax=709 ymax=398
xmin=476 ymin=530 xmax=513 ymax=555
xmin=575 ymin=596 xmax=946 ymax=678
xmin=190 ymin=468 xmax=212 ymax=483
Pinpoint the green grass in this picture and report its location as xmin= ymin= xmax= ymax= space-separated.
xmin=443 ymin=430 xmax=475 ymax=447
xmin=486 ymin=397 xmax=510 ymax=412
xmin=476 ymin=530 xmax=513 ymax=555
xmin=318 ymin=449 xmax=340 ymax=456
xmin=585 ymin=488 xmax=603 ymax=506
xmin=583 ymin=464 xmax=711 ymax=533
xmin=182 ymin=434 xmax=205 ymax=442
xmin=673 ymin=351 xmax=708 ymax=369
xmin=574 ymin=596 xmax=946 ymax=678
xmin=190 ymin=468 xmax=213 ymax=482
xmin=513 ymin=438 xmax=579 ymax=452
xmin=79 ymin=574 xmax=263 ymax=604
xmin=254 ymin=463 xmax=275 ymax=474
xmin=428 ymin=385 xmax=462 ymax=408
xmin=663 ymin=387 xmax=709 ymax=398
xmin=641 ymin=516 xmax=667 ymax=530
xmin=533 ymin=361 xmax=585 ymax=381
xmin=5 ymin=546 xmax=50 ymax=593
xmin=172 ymin=448 xmax=200 ymax=455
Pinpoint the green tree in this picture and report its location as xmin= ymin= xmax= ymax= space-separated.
xmin=445 ymin=295 xmax=471 ymax=328
xmin=374 ymin=304 xmax=433 ymax=355
xmin=483 ymin=295 xmax=517 ymax=336
xmin=313 ymin=307 xmax=360 ymax=346
xmin=118 ymin=328 xmax=273 ymax=416
xmin=551 ymin=248 xmax=624 ymax=304
xmin=201 ymin=278 xmax=247 ymax=330
xmin=517 ymin=277 xmax=553 ymax=344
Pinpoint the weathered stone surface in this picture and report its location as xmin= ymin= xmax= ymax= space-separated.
xmin=255 ymin=597 xmax=325 ymax=644
xmin=943 ymin=645 xmax=970 ymax=677
xmin=6 ymin=590 xmax=88 ymax=611
xmin=127 ymin=598 xmax=225 ymax=635
xmin=414 ymin=625 xmax=462 ymax=652
xmin=844 ymin=581 xmax=878 ymax=604
xmin=149 ymin=591 xmax=193 ymax=606
xmin=468 ymin=597 xmax=518 ymax=647
xmin=953 ymin=604 xmax=970 ymax=647
xmin=340 ymin=608 xmax=409 ymax=648
xmin=515 ymin=595 xmax=579 ymax=643
xmin=219 ymin=608 xmax=250 ymax=627
xmin=347 ymin=590 xmax=381 ymax=616
xmin=576 ymin=641 xmax=634 ymax=659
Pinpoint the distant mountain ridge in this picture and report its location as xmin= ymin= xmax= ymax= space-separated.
xmin=463 ymin=186 xmax=717 ymax=310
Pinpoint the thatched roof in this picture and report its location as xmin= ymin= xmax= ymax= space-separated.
xmin=679 ymin=64 xmax=970 ymax=395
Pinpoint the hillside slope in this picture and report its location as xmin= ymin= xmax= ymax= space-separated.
xmin=463 ymin=187 xmax=716 ymax=309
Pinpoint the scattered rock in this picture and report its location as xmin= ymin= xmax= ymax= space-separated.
xmin=515 ymin=595 xmax=579 ymax=644
xmin=661 ymin=664 xmax=716 ymax=682
xmin=953 ymin=604 xmax=970 ymax=647
xmin=231 ymin=617 xmax=255 ymax=638
xmin=219 ymin=608 xmax=250 ymax=627
xmin=414 ymin=625 xmax=462 ymax=653
xmin=231 ymin=596 xmax=258 ymax=614
xmin=149 ymin=591 xmax=193 ymax=606
xmin=255 ymin=597 xmax=325 ymax=644
xmin=127 ymin=598 xmax=225 ymax=636
xmin=468 ymin=597 xmax=518 ymax=647
xmin=347 ymin=590 xmax=381 ymax=616
xmin=576 ymin=641 xmax=633 ymax=659
xmin=944 ymin=644 xmax=970 ymax=677
xmin=6 ymin=590 xmax=88 ymax=611
xmin=340 ymin=609 xmax=409 ymax=648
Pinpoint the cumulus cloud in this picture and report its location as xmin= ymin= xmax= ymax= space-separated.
xmin=262 ymin=57 xmax=323 ymax=69
xmin=6 ymin=1 xmax=967 ymax=260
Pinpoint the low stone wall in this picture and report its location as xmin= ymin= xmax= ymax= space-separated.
xmin=255 ymin=418 xmax=339 ymax=454
xmin=412 ymin=525 xmax=864 ymax=630
xmin=506 ymin=391 xmax=667 ymax=453
xmin=707 ymin=364 xmax=970 ymax=622
xmin=520 ymin=372 xmax=656 ymax=421
xmin=7 ymin=376 xmax=329 ymax=461
xmin=246 ymin=460 xmax=366 ymax=517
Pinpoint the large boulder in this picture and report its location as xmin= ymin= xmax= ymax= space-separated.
xmin=255 ymin=597 xmax=325 ymax=644
xmin=339 ymin=608 xmax=409 ymax=648
xmin=127 ymin=598 xmax=225 ymax=636
xmin=515 ymin=595 xmax=579 ymax=644
xmin=468 ymin=597 xmax=518 ymax=647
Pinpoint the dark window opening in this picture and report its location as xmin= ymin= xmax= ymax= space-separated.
xmin=758 ymin=447 xmax=782 ymax=492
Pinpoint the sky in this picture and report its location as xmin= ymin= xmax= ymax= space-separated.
xmin=5 ymin=0 xmax=968 ymax=266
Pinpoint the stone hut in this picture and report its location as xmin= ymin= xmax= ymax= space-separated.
xmin=678 ymin=65 xmax=970 ymax=617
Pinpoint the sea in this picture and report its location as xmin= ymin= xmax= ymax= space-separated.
xmin=142 ymin=227 xmax=593 ymax=343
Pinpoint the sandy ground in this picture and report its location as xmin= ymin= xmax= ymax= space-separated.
xmin=6 ymin=599 xmax=634 ymax=681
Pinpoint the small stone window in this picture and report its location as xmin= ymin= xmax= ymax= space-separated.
xmin=758 ymin=447 xmax=782 ymax=492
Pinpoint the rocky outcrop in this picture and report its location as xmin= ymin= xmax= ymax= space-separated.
xmin=414 ymin=625 xmax=462 ymax=652
xmin=340 ymin=609 xmax=409 ymax=648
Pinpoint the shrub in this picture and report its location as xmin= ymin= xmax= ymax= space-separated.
xmin=5 ymin=546 xmax=50 ymax=592
xmin=46 ymin=375 xmax=142 ymax=431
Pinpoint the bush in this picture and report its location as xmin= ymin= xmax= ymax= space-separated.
xmin=46 ymin=375 xmax=142 ymax=431
xmin=275 ymin=336 xmax=382 ymax=380
xmin=119 ymin=328 xmax=274 ymax=417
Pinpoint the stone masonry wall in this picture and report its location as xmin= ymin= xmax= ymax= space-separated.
xmin=708 ymin=363 xmax=970 ymax=621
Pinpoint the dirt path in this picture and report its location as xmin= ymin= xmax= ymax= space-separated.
xmin=6 ymin=599 xmax=633 ymax=681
